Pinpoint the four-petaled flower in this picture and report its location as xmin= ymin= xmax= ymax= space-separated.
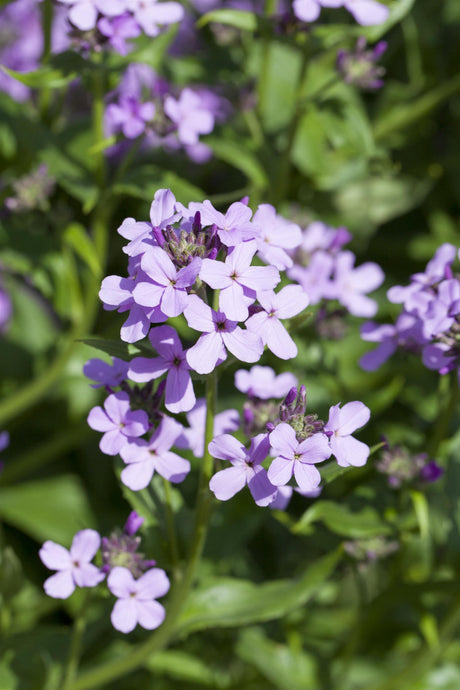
xmin=268 ymin=423 xmax=331 ymax=492
xmin=39 ymin=529 xmax=105 ymax=599
xmin=324 ymin=401 xmax=370 ymax=467
xmin=108 ymin=565 xmax=170 ymax=633
xmin=87 ymin=391 xmax=149 ymax=455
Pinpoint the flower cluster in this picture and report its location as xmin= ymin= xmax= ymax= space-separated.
xmin=360 ymin=243 xmax=460 ymax=385
xmin=57 ymin=0 xmax=184 ymax=54
xmin=105 ymin=65 xmax=227 ymax=162
xmin=39 ymin=512 xmax=170 ymax=633
xmin=287 ymin=220 xmax=385 ymax=319
xmin=336 ymin=37 xmax=387 ymax=91
xmin=376 ymin=442 xmax=443 ymax=488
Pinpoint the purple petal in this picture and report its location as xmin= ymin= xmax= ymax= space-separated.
xmin=267 ymin=456 xmax=295 ymax=486
xmin=165 ymin=368 xmax=195 ymax=414
xmin=141 ymin=247 xmax=176 ymax=283
xmin=153 ymin=451 xmax=190 ymax=483
xmin=160 ymin=285 xmax=188 ymax=318
xmin=183 ymin=295 xmax=215 ymax=332
xmin=121 ymin=460 xmax=155 ymax=490
xmin=87 ymin=407 xmax=115 ymax=433
xmin=297 ymin=433 xmax=331 ymax=463
xmin=120 ymin=306 xmax=151 ymax=343
xmin=335 ymin=402 xmax=370 ymax=436
xmin=132 ymin=281 xmax=164 ymax=309
xmin=330 ymin=435 xmax=369 ymax=467
xmin=150 ymin=188 xmax=178 ymax=227
xmin=247 ymin=466 xmax=277 ymax=506
xmin=151 ymin=416 xmax=183 ymax=454
xmin=70 ymin=529 xmax=101 ymax=563
xmin=269 ymin=423 xmax=298 ymax=456
xmin=128 ymin=356 xmax=168 ymax=382
xmin=219 ymin=282 xmax=249 ymax=321
xmin=209 ymin=466 xmax=247 ymax=500
xmin=44 ymin=571 xmax=75 ymax=599
xmin=108 ymin=566 xmax=135 ymax=598
xmin=272 ymin=285 xmax=309 ymax=319
xmin=208 ymin=434 xmax=246 ymax=463
xmin=136 ymin=567 xmax=170 ymax=599
xmin=264 ymin=317 xmax=298 ymax=360
xmin=175 ymin=257 xmax=202 ymax=289
xmin=111 ymin=598 xmax=138 ymax=633
xmin=100 ymin=429 xmax=126 ymax=456
xmin=222 ymin=328 xmax=263 ymax=363
xmin=104 ymin=392 xmax=130 ymax=425
xmin=293 ymin=462 xmax=321 ymax=493
xmin=39 ymin=541 xmax=71 ymax=570
xmin=136 ymin=600 xmax=166 ymax=630
xmin=359 ymin=341 xmax=397 ymax=371
xmin=186 ymin=332 xmax=226 ymax=374
xmin=345 ymin=0 xmax=390 ymax=25
xmin=123 ymin=409 xmax=149 ymax=437
xmin=73 ymin=563 xmax=105 ymax=588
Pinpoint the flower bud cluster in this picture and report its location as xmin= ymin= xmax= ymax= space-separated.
xmin=376 ymin=443 xmax=443 ymax=488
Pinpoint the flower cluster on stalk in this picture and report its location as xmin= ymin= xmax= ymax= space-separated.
xmin=360 ymin=243 xmax=460 ymax=386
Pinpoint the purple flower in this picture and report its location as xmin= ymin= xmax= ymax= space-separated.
xmin=39 ymin=530 xmax=105 ymax=599
xmin=267 ymin=423 xmax=331 ymax=492
xmin=133 ymin=250 xmax=201 ymax=317
xmin=126 ymin=0 xmax=184 ymax=37
xmin=328 ymin=251 xmax=384 ymax=317
xmin=58 ymin=0 xmax=126 ymax=32
xmin=235 ymin=366 xmax=298 ymax=400
xmin=164 ymin=88 xmax=215 ymax=146
xmin=337 ymin=37 xmax=387 ymax=90
xmin=98 ymin=13 xmax=141 ymax=55
xmin=209 ymin=433 xmax=277 ymax=506
xmin=108 ymin=566 xmax=170 ymax=633
xmin=177 ymin=199 xmax=258 ymax=247
xmin=360 ymin=312 xmax=426 ymax=371
xmin=87 ymin=391 xmax=149 ymax=456
xmin=128 ymin=325 xmax=196 ymax=413
xmin=106 ymin=96 xmax=155 ymax=139
xmin=253 ymin=204 xmax=302 ymax=270
xmin=324 ymin=401 xmax=370 ymax=467
xmin=175 ymin=399 xmax=240 ymax=457
xmin=293 ymin=0 xmax=390 ymax=26
xmin=83 ymin=357 xmax=129 ymax=388
xmin=246 ymin=285 xmax=310 ymax=359
xmin=120 ymin=416 xmax=190 ymax=489
xmin=200 ymin=240 xmax=280 ymax=321
xmin=184 ymin=295 xmax=264 ymax=374
xmin=287 ymin=251 xmax=335 ymax=305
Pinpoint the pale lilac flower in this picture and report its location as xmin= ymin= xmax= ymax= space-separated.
xmin=98 ymin=13 xmax=141 ymax=55
xmin=126 ymin=0 xmax=184 ymax=37
xmin=108 ymin=566 xmax=170 ymax=633
xmin=120 ymin=416 xmax=190 ymax=490
xmin=106 ymin=96 xmax=155 ymax=139
xmin=246 ymin=285 xmax=310 ymax=359
xmin=253 ymin=204 xmax=302 ymax=270
xmin=235 ymin=366 xmax=298 ymax=400
xmin=58 ymin=0 xmax=127 ymax=32
xmin=83 ymin=357 xmax=129 ymax=389
xmin=87 ymin=391 xmax=149 ymax=456
xmin=39 ymin=530 xmax=104 ymax=599
xmin=133 ymin=250 xmax=201 ymax=317
xmin=175 ymin=399 xmax=239 ymax=457
xmin=164 ymin=88 xmax=215 ymax=146
xmin=268 ymin=423 xmax=331 ymax=492
xmin=293 ymin=0 xmax=390 ymax=26
xmin=327 ymin=251 xmax=384 ymax=317
xmin=209 ymin=433 xmax=277 ymax=506
xmin=200 ymin=240 xmax=280 ymax=321
xmin=324 ymin=401 xmax=370 ymax=467
xmin=287 ymin=251 xmax=335 ymax=305
xmin=117 ymin=218 xmax=155 ymax=258
xmin=128 ymin=325 xmax=196 ymax=413
xmin=184 ymin=295 xmax=264 ymax=374
xmin=177 ymin=200 xmax=258 ymax=247
xmin=360 ymin=312 xmax=426 ymax=371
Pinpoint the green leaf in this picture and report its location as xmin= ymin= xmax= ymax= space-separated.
xmin=236 ymin=628 xmax=317 ymax=690
xmin=292 ymin=501 xmax=392 ymax=538
xmin=113 ymin=165 xmax=205 ymax=204
xmin=63 ymin=223 xmax=101 ymax=277
xmin=0 ymin=475 xmax=95 ymax=544
xmin=146 ymin=650 xmax=231 ymax=687
xmin=206 ymin=137 xmax=268 ymax=190
xmin=197 ymin=9 xmax=257 ymax=31
xmin=77 ymin=337 xmax=134 ymax=360
xmin=176 ymin=548 xmax=341 ymax=635
xmin=0 ymin=65 xmax=75 ymax=90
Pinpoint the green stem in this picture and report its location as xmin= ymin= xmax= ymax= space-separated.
xmin=70 ymin=371 xmax=218 ymax=690
xmin=39 ymin=0 xmax=53 ymax=118
xmin=162 ymin=477 xmax=180 ymax=578
xmin=62 ymin=592 xmax=92 ymax=690
xmin=273 ymin=43 xmax=310 ymax=204
xmin=427 ymin=371 xmax=459 ymax=458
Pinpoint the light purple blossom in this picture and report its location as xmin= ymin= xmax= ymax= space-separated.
xmin=293 ymin=0 xmax=390 ymax=26
xmin=287 ymin=251 xmax=335 ymax=305
xmin=164 ymin=88 xmax=215 ymax=146
xmin=39 ymin=530 xmax=105 ymax=599
xmin=120 ymin=416 xmax=190 ymax=490
xmin=108 ymin=565 xmax=170 ymax=633
xmin=200 ymin=240 xmax=280 ymax=321
xmin=126 ymin=0 xmax=184 ymax=37
xmin=128 ymin=325 xmax=196 ymax=413
xmin=253 ymin=204 xmax=302 ymax=270
xmin=327 ymin=251 xmax=384 ymax=317
xmin=268 ymin=423 xmax=331 ymax=493
xmin=209 ymin=433 xmax=277 ymax=506
xmin=98 ymin=13 xmax=141 ymax=55
xmin=58 ymin=0 xmax=127 ymax=32
xmin=324 ymin=401 xmax=370 ymax=467
xmin=105 ymin=96 xmax=155 ymax=139
xmin=133 ymin=250 xmax=201 ymax=317
xmin=184 ymin=295 xmax=264 ymax=374
xmin=175 ymin=399 xmax=240 ymax=457
xmin=359 ymin=312 xmax=427 ymax=371
xmin=87 ymin=391 xmax=149 ymax=456
xmin=83 ymin=357 xmax=129 ymax=388
xmin=246 ymin=285 xmax=310 ymax=359
xmin=235 ymin=366 xmax=298 ymax=400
